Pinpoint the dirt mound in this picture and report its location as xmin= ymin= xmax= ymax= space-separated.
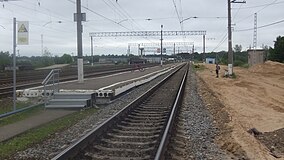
xmin=248 ymin=61 xmax=284 ymax=75
xmin=196 ymin=62 xmax=284 ymax=159
xmin=255 ymin=128 xmax=284 ymax=158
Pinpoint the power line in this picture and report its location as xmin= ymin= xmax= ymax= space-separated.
xmin=15 ymin=0 xmax=72 ymax=23
xmin=115 ymin=1 xmax=145 ymax=30
xmin=235 ymin=0 xmax=278 ymax=23
xmin=211 ymin=32 xmax=228 ymax=52
xmin=172 ymin=0 xmax=183 ymax=31
xmin=102 ymin=0 xmax=127 ymax=21
xmin=235 ymin=18 xmax=284 ymax=32
xmin=233 ymin=3 xmax=244 ymax=19
xmin=67 ymin=0 xmax=132 ymax=31
xmin=232 ymin=0 xmax=284 ymax=9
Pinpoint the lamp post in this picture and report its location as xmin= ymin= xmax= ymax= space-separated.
xmin=160 ymin=25 xmax=163 ymax=66
xmin=180 ymin=17 xmax=207 ymax=62
xmin=41 ymin=21 xmax=62 ymax=55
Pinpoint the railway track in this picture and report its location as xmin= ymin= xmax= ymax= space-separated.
xmin=0 ymin=64 xmax=156 ymax=98
xmin=52 ymin=63 xmax=188 ymax=160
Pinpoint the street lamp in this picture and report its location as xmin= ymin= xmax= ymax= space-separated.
xmin=41 ymin=21 xmax=62 ymax=55
xmin=0 ymin=24 xmax=5 ymax=29
xmin=42 ymin=21 xmax=62 ymax=27
xmin=179 ymin=16 xmax=198 ymax=24
xmin=117 ymin=19 xmax=128 ymax=24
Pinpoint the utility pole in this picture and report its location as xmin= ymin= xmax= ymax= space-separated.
xmin=160 ymin=25 xmax=163 ymax=66
xmin=41 ymin=34 xmax=43 ymax=55
xmin=90 ymin=36 xmax=94 ymax=66
xmin=228 ymin=0 xmax=246 ymax=75
xmin=228 ymin=0 xmax=233 ymax=75
xmin=127 ymin=44 xmax=130 ymax=56
xmin=203 ymin=34 xmax=206 ymax=62
xmin=173 ymin=43 xmax=175 ymax=55
xmin=76 ymin=0 xmax=84 ymax=82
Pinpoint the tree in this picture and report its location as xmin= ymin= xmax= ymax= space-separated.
xmin=40 ymin=48 xmax=54 ymax=67
xmin=268 ymin=36 xmax=284 ymax=63
xmin=60 ymin=54 xmax=73 ymax=64
xmin=234 ymin=44 xmax=242 ymax=53
xmin=0 ymin=51 xmax=11 ymax=70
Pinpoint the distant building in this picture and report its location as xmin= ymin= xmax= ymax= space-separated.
xmin=99 ymin=57 xmax=128 ymax=64
xmin=248 ymin=49 xmax=265 ymax=67
xmin=205 ymin=58 xmax=216 ymax=64
xmin=144 ymin=56 xmax=161 ymax=63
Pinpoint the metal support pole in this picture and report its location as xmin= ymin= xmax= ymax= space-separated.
xmin=173 ymin=43 xmax=175 ymax=55
xmin=41 ymin=34 xmax=43 ymax=55
xmin=76 ymin=0 xmax=84 ymax=83
xmin=138 ymin=44 xmax=140 ymax=55
xmin=160 ymin=25 xmax=163 ymax=66
xmin=127 ymin=45 xmax=130 ymax=56
xmin=91 ymin=36 xmax=94 ymax=66
xmin=228 ymin=0 xmax=233 ymax=75
xmin=13 ymin=17 xmax=17 ymax=111
xmin=203 ymin=34 xmax=206 ymax=62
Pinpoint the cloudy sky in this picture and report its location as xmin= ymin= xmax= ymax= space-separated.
xmin=0 ymin=0 xmax=283 ymax=57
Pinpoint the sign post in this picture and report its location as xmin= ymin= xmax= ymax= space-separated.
xmin=13 ymin=18 xmax=16 ymax=111
xmin=13 ymin=20 xmax=29 ymax=111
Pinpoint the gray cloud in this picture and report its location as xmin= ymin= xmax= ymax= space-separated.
xmin=0 ymin=0 xmax=283 ymax=56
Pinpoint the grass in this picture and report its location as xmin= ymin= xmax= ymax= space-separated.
xmin=0 ymin=108 xmax=98 ymax=159
xmin=0 ymin=98 xmax=35 ymax=115
xmin=231 ymin=72 xmax=237 ymax=79
xmin=192 ymin=64 xmax=206 ymax=72
xmin=0 ymin=104 xmax=44 ymax=127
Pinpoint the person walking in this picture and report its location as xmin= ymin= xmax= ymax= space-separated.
xmin=216 ymin=63 xmax=220 ymax=78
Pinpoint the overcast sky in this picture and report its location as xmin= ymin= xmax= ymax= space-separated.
xmin=0 ymin=0 xmax=283 ymax=57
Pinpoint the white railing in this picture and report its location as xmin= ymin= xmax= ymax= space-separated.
xmin=42 ymin=69 xmax=61 ymax=107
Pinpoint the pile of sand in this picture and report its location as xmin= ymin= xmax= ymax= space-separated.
xmin=196 ymin=61 xmax=284 ymax=160
xmin=248 ymin=61 xmax=284 ymax=75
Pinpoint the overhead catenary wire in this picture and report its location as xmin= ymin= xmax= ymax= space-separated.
xmin=172 ymin=0 xmax=183 ymax=31
xmin=235 ymin=18 xmax=284 ymax=32
xmin=235 ymin=0 xmax=278 ymax=23
xmin=67 ymin=0 xmax=132 ymax=31
xmin=113 ymin=1 xmax=155 ymax=43
xmin=102 ymin=0 xmax=128 ymax=23
xmin=211 ymin=32 xmax=228 ymax=52
xmin=232 ymin=0 xmax=284 ymax=9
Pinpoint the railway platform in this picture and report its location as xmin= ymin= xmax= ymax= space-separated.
xmin=0 ymin=63 xmax=179 ymax=142
xmin=28 ymin=63 xmax=179 ymax=108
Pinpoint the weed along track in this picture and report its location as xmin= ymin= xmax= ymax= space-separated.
xmin=52 ymin=64 xmax=188 ymax=160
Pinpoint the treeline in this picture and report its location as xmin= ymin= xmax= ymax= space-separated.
xmin=0 ymin=36 xmax=282 ymax=70
xmin=0 ymin=52 xmax=73 ymax=70
xmin=268 ymin=36 xmax=284 ymax=63
xmin=176 ymin=49 xmax=249 ymax=67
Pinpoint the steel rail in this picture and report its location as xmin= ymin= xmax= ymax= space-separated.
xmin=52 ymin=63 xmax=186 ymax=160
xmin=154 ymin=64 xmax=188 ymax=160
